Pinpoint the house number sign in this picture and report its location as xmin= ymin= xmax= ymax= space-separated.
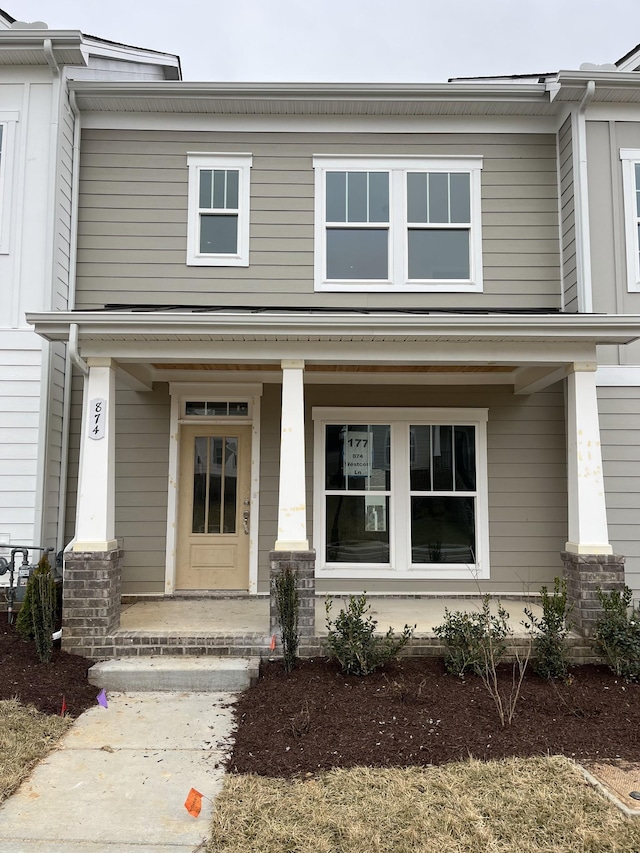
xmin=88 ymin=398 xmax=106 ymax=440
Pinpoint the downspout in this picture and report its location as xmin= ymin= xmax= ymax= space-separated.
xmin=574 ymin=80 xmax=596 ymax=313
xmin=33 ymin=39 xmax=61 ymax=549
xmin=56 ymin=90 xmax=86 ymax=553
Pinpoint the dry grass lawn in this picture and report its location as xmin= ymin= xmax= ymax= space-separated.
xmin=0 ymin=699 xmax=71 ymax=804
xmin=208 ymin=756 xmax=640 ymax=853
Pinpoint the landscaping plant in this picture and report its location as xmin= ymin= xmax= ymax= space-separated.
xmin=434 ymin=594 xmax=510 ymax=677
xmin=325 ymin=593 xmax=414 ymax=676
xmin=592 ymin=586 xmax=640 ymax=682
xmin=523 ymin=577 xmax=572 ymax=679
xmin=273 ymin=565 xmax=299 ymax=672
xmin=15 ymin=555 xmax=57 ymax=664
xmin=434 ymin=595 xmax=530 ymax=727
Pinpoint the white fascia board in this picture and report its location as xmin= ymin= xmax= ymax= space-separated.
xmin=68 ymin=80 xmax=549 ymax=100
xmin=25 ymin=311 xmax=640 ymax=345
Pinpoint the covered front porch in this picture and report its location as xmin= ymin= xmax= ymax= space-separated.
xmin=25 ymin=308 xmax=640 ymax=660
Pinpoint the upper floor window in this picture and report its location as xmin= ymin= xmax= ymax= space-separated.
xmin=620 ymin=149 xmax=640 ymax=292
xmin=186 ymin=152 xmax=252 ymax=266
xmin=313 ymin=155 xmax=483 ymax=292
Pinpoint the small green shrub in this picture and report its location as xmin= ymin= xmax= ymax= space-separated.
xmin=325 ymin=593 xmax=414 ymax=676
xmin=273 ymin=566 xmax=299 ymax=673
xmin=523 ymin=578 xmax=572 ymax=680
xmin=592 ymin=586 xmax=640 ymax=682
xmin=434 ymin=595 xmax=510 ymax=677
xmin=16 ymin=555 xmax=57 ymax=664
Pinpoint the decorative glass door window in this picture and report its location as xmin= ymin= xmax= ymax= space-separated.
xmin=192 ymin=436 xmax=238 ymax=534
xmin=314 ymin=409 xmax=489 ymax=578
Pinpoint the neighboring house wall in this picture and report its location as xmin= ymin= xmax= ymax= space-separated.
xmin=559 ymin=115 xmax=578 ymax=312
xmin=0 ymin=69 xmax=63 ymax=550
xmin=74 ymin=129 xmax=561 ymax=312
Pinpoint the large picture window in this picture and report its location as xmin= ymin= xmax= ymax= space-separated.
xmin=313 ymin=156 xmax=483 ymax=292
xmin=313 ymin=408 xmax=489 ymax=579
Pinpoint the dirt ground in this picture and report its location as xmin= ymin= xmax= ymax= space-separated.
xmin=0 ymin=622 xmax=97 ymax=716
xmin=3 ymin=621 xmax=639 ymax=781
xmin=228 ymin=657 xmax=640 ymax=778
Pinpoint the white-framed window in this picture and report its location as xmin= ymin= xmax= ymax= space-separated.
xmin=313 ymin=155 xmax=483 ymax=292
xmin=312 ymin=407 xmax=489 ymax=580
xmin=0 ymin=113 xmax=19 ymax=255
xmin=186 ymin=152 xmax=252 ymax=266
xmin=621 ymin=149 xmax=640 ymax=292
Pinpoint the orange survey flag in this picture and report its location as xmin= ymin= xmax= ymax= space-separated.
xmin=184 ymin=788 xmax=203 ymax=818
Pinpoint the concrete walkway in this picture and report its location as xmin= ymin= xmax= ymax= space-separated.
xmin=0 ymin=691 xmax=237 ymax=852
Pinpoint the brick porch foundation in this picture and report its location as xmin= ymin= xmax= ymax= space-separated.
xmin=62 ymin=548 xmax=123 ymax=656
xmin=561 ymin=551 xmax=626 ymax=637
xmin=269 ymin=550 xmax=316 ymax=641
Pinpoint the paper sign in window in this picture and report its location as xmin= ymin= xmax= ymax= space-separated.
xmin=344 ymin=430 xmax=372 ymax=477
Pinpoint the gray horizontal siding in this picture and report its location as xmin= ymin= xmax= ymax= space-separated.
xmin=76 ymin=129 xmax=561 ymax=312
xmin=598 ymin=386 xmax=640 ymax=596
xmin=558 ymin=116 xmax=577 ymax=312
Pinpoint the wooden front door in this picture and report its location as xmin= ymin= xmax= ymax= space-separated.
xmin=176 ymin=424 xmax=251 ymax=590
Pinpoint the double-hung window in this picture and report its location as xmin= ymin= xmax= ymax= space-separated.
xmin=186 ymin=153 xmax=252 ymax=266
xmin=313 ymin=156 xmax=483 ymax=292
xmin=620 ymin=149 xmax=640 ymax=292
xmin=313 ymin=407 xmax=489 ymax=579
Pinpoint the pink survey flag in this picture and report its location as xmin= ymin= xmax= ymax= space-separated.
xmin=96 ymin=689 xmax=108 ymax=708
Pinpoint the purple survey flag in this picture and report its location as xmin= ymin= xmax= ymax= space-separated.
xmin=96 ymin=689 xmax=108 ymax=708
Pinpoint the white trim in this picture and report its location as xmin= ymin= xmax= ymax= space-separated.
xmin=312 ymin=407 xmax=489 ymax=581
xmin=620 ymin=148 xmax=640 ymax=293
xmin=572 ymin=97 xmax=594 ymax=312
xmin=0 ymin=112 xmax=19 ymax=255
xmin=596 ymin=366 xmax=640 ymax=386
xmin=166 ymin=382 xmax=263 ymax=595
xmin=186 ymin=152 xmax=252 ymax=267
xmin=313 ymin=155 xmax=483 ymax=293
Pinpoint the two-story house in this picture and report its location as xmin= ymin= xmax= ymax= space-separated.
xmin=0 ymin=10 xmax=179 ymax=582
xmin=23 ymin=41 xmax=640 ymax=658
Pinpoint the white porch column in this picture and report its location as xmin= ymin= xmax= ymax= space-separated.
xmin=73 ymin=357 xmax=117 ymax=552
xmin=565 ymin=363 xmax=612 ymax=554
xmin=274 ymin=359 xmax=309 ymax=551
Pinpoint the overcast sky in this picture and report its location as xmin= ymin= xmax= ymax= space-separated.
xmin=8 ymin=1 xmax=640 ymax=82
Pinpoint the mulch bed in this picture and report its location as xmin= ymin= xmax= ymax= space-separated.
xmin=229 ymin=657 xmax=640 ymax=778
xmin=0 ymin=622 xmax=98 ymax=717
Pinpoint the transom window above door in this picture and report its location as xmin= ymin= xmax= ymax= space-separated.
xmin=313 ymin=408 xmax=489 ymax=580
xmin=313 ymin=156 xmax=483 ymax=292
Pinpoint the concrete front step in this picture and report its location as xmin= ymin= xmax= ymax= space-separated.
xmin=88 ymin=656 xmax=259 ymax=692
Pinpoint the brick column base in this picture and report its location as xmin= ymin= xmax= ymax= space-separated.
xmin=561 ymin=551 xmax=626 ymax=637
xmin=269 ymin=550 xmax=316 ymax=639
xmin=62 ymin=548 xmax=123 ymax=657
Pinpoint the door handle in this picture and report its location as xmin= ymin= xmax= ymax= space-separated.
xmin=242 ymin=509 xmax=250 ymax=535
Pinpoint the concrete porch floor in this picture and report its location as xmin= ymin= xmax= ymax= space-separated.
xmin=119 ymin=595 xmax=547 ymax=636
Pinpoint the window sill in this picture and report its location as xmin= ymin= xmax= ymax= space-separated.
xmin=317 ymin=566 xmax=488 ymax=580
xmin=187 ymin=255 xmax=249 ymax=267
